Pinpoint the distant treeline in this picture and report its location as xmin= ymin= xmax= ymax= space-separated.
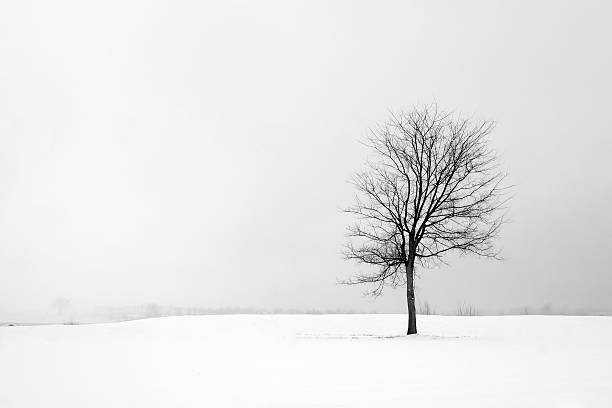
xmin=97 ymin=304 xmax=377 ymax=322
xmin=94 ymin=303 xmax=612 ymax=323
xmin=503 ymin=304 xmax=612 ymax=316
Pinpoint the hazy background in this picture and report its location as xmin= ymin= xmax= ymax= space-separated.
xmin=1 ymin=0 xmax=611 ymax=321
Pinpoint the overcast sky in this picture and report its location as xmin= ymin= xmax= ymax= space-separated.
xmin=1 ymin=0 xmax=611 ymax=320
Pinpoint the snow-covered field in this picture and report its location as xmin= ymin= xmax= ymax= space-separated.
xmin=1 ymin=315 xmax=611 ymax=407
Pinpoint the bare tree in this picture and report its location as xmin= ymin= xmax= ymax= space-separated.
xmin=343 ymin=105 xmax=509 ymax=335
xmin=52 ymin=297 xmax=71 ymax=317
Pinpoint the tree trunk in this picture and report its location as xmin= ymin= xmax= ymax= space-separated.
xmin=406 ymin=257 xmax=417 ymax=335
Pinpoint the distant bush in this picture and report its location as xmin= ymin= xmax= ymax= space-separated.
xmin=456 ymin=303 xmax=478 ymax=316
xmin=417 ymin=300 xmax=436 ymax=315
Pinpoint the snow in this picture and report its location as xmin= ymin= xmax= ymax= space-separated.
xmin=1 ymin=315 xmax=611 ymax=407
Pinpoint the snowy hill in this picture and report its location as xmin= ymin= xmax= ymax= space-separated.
xmin=1 ymin=315 xmax=611 ymax=407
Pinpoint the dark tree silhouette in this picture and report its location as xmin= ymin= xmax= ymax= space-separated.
xmin=343 ymin=105 xmax=509 ymax=335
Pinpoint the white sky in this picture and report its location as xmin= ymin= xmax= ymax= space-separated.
xmin=1 ymin=0 xmax=611 ymax=319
